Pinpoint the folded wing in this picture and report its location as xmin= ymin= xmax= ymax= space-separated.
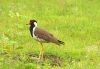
xmin=34 ymin=27 xmax=60 ymax=45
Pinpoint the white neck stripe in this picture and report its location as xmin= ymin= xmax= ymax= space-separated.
xmin=34 ymin=22 xmax=37 ymax=27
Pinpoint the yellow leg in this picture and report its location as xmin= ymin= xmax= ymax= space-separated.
xmin=39 ymin=43 xmax=44 ymax=60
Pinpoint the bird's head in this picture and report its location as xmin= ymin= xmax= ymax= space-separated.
xmin=27 ymin=19 xmax=37 ymax=27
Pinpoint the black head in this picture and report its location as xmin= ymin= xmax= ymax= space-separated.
xmin=29 ymin=19 xmax=37 ymax=27
xmin=29 ymin=20 xmax=37 ymax=25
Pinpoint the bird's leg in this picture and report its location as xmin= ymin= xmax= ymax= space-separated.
xmin=37 ymin=43 xmax=44 ymax=69
xmin=39 ymin=43 xmax=44 ymax=60
xmin=41 ymin=43 xmax=44 ymax=60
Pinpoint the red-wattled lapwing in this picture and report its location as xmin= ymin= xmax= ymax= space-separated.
xmin=27 ymin=19 xmax=64 ymax=60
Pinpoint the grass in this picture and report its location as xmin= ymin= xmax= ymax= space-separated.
xmin=0 ymin=0 xmax=100 ymax=69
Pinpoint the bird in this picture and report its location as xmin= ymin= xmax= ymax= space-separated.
xmin=27 ymin=19 xmax=64 ymax=60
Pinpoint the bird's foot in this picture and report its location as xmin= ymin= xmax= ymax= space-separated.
xmin=38 ymin=55 xmax=43 ymax=62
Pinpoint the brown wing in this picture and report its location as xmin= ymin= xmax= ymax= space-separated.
xmin=34 ymin=27 xmax=59 ymax=44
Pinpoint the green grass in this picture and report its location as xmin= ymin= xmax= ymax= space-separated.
xmin=0 ymin=0 xmax=100 ymax=69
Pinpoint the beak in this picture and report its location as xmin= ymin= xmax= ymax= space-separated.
xmin=26 ymin=24 xmax=29 ymax=25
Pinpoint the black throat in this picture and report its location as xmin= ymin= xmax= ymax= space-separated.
xmin=29 ymin=25 xmax=35 ymax=37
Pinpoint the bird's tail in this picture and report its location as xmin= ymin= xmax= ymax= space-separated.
xmin=58 ymin=40 xmax=65 ymax=45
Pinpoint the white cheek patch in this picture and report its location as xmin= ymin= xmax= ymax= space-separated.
xmin=34 ymin=22 xmax=37 ymax=27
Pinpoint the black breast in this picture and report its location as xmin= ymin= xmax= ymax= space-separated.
xmin=29 ymin=25 xmax=34 ymax=37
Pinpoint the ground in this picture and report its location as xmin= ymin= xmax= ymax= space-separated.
xmin=0 ymin=0 xmax=100 ymax=69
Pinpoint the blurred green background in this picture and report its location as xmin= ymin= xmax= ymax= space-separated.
xmin=0 ymin=0 xmax=100 ymax=69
